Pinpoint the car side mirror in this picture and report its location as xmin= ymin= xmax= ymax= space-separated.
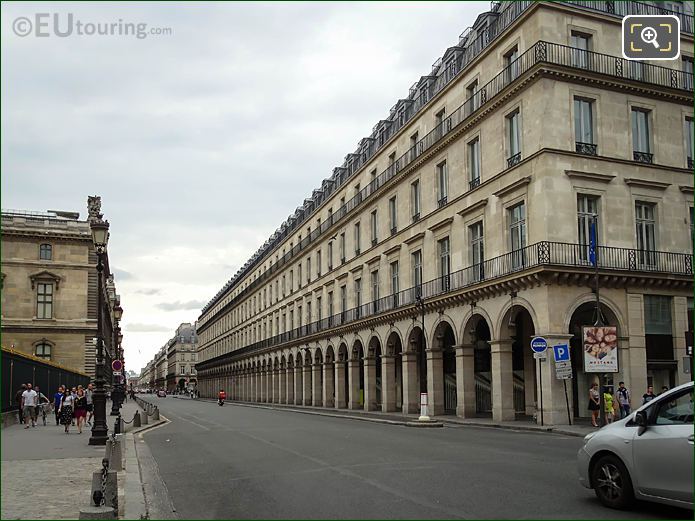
xmin=634 ymin=410 xmax=648 ymax=436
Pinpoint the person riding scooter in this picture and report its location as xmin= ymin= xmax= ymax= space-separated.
xmin=218 ymin=389 xmax=226 ymax=406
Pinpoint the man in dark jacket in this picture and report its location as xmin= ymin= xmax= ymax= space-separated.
xmin=14 ymin=384 xmax=27 ymax=423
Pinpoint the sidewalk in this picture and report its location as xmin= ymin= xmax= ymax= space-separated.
xmin=173 ymin=395 xmax=596 ymax=437
xmin=0 ymin=399 xmax=165 ymax=520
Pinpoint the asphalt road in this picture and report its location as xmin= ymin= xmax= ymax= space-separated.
xmin=142 ymin=397 xmax=690 ymax=519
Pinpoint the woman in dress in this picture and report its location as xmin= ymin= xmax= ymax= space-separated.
xmin=58 ymin=388 xmax=75 ymax=434
xmin=588 ymin=382 xmax=600 ymax=427
xmin=74 ymin=388 xmax=87 ymax=434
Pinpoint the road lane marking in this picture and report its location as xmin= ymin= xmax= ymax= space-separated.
xmin=166 ymin=413 xmax=210 ymax=431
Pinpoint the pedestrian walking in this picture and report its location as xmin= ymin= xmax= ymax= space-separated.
xmin=34 ymin=386 xmax=49 ymax=426
xmin=70 ymin=387 xmax=77 ymax=426
xmin=615 ymin=381 xmax=631 ymax=419
xmin=642 ymin=385 xmax=656 ymax=404
xmin=588 ymin=382 xmax=600 ymax=427
xmin=74 ymin=388 xmax=87 ymax=434
xmin=603 ymin=387 xmax=614 ymax=424
xmin=15 ymin=384 xmax=27 ymax=424
xmin=58 ymin=389 xmax=75 ymax=434
xmin=21 ymin=383 xmax=38 ymax=428
xmin=53 ymin=386 xmax=65 ymax=425
xmin=660 ymin=385 xmax=669 ymax=394
xmin=85 ymin=383 xmax=94 ymax=426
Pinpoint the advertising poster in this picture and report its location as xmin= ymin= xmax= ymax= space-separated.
xmin=583 ymin=326 xmax=618 ymax=373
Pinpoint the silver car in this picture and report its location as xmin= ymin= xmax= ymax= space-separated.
xmin=577 ymin=380 xmax=693 ymax=510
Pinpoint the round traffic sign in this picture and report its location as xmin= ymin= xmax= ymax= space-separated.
xmin=111 ymin=359 xmax=123 ymax=372
xmin=530 ymin=337 xmax=548 ymax=353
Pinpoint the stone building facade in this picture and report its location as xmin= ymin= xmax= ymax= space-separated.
xmin=166 ymin=323 xmax=198 ymax=392
xmin=195 ymin=1 xmax=693 ymax=425
xmin=1 ymin=202 xmax=121 ymax=381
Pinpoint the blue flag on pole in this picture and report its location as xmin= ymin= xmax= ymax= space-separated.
xmin=588 ymin=218 xmax=597 ymax=266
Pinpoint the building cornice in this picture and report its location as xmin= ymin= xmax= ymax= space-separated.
xmin=624 ymin=178 xmax=671 ymax=190
xmin=564 ymin=170 xmax=616 ymax=183
xmin=404 ymin=232 xmax=426 ymax=246
xmin=493 ymin=176 xmax=532 ymax=199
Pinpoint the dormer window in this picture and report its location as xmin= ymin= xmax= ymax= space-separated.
xmin=40 ymin=244 xmax=52 ymax=260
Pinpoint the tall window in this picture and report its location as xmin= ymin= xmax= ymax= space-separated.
xmin=298 ymin=263 xmax=303 ymax=288
xmin=340 ymin=285 xmax=347 ymax=321
xmin=574 ymin=98 xmax=595 ymax=154
xmin=437 ymin=161 xmax=448 ymax=206
xmin=317 ymin=296 xmax=322 ymax=322
xmin=577 ymin=194 xmax=599 ymax=262
xmin=289 ymin=271 xmax=293 ymax=293
xmin=468 ymin=137 xmax=481 ymax=189
xmin=354 ymin=222 xmax=361 ymax=255
xmin=390 ymin=261 xmax=399 ymax=304
xmin=340 ymin=233 xmax=346 ymax=262
xmin=438 ymin=237 xmax=451 ymax=290
xmin=412 ymin=250 xmax=423 ymax=291
xmin=631 ymin=108 xmax=652 ymax=162
xmin=410 ymin=132 xmax=419 ymax=160
xmin=435 ymin=108 xmax=446 ymax=138
xmin=37 ymin=282 xmax=53 ymax=319
xmin=39 ymin=244 xmax=52 ymax=260
xmin=505 ymin=46 xmax=519 ymax=82
xmin=411 ymin=179 xmax=421 ymax=221
xmin=282 ymin=275 xmax=286 ymax=296
xmin=355 ymin=278 xmax=362 ymax=312
xmin=35 ymin=342 xmax=51 ymax=359
xmin=298 ymin=306 xmax=302 ymax=327
xmin=327 ymin=242 xmax=333 ymax=270
xmin=307 ymin=300 xmax=312 ymax=325
xmin=570 ymin=31 xmax=591 ymax=68
xmin=507 ymin=110 xmax=521 ymax=165
xmin=509 ymin=203 xmax=527 ymax=269
xmin=683 ymin=55 xmax=693 ymax=90
xmin=316 ymin=250 xmax=322 ymax=277
xmin=685 ymin=117 xmax=693 ymax=168
xmin=327 ymin=292 xmax=333 ymax=323
xmin=371 ymin=270 xmax=379 ymax=312
xmin=389 ymin=196 xmax=397 ymax=234
xmin=355 ymin=183 xmax=362 ymax=204
xmin=635 ymin=201 xmax=657 ymax=266
xmin=370 ymin=210 xmax=378 ymax=245
xmin=290 ymin=309 xmax=294 ymax=330
xmin=467 ymin=80 xmax=479 ymax=113
xmin=470 ymin=221 xmax=484 ymax=281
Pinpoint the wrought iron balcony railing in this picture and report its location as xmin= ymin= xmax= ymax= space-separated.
xmin=197 ymin=242 xmax=692 ymax=368
xmin=688 ymin=158 xmax=693 ymax=170
xmin=576 ymin=142 xmax=598 ymax=155
xmin=438 ymin=197 xmax=448 ymax=208
xmin=469 ymin=177 xmax=481 ymax=191
xmin=507 ymin=152 xmax=522 ymax=168
xmin=633 ymin=151 xmax=654 ymax=164
xmin=199 ymin=40 xmax=693 ymax=333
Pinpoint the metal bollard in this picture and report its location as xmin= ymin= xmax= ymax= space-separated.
xmin=133 ymin=410 xmax=141 ymax=428
xmin=152 ymin=407 xmax=160 ymax=421
xmin=109 ymin=440 xmax=123 ymax=471
xmin=141 ymin=408 xmax=148 ymax=425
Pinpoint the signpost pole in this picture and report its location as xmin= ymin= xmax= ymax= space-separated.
xmin=538 ymin=358 xmax=544 ymax=427
xmin=563 ymin=380 xmax=571 ymax=425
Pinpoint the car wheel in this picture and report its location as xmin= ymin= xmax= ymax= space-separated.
xmin=591 ymin=454 xmax=634 ymax=509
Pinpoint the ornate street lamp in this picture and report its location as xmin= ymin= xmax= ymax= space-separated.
xmin=110 ymin=323 xmax=124 ymax=416
xmin=89 ymin=218 xmax=110 ymax=445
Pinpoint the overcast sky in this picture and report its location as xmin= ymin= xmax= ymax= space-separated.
xmin=1 ymin=1 xmax=489 ymax=373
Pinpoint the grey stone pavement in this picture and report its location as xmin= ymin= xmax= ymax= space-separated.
xmin=145 ymin=397 xmax=691 ymax=520
xmin=1 ymin=399 xmax=161 ymax=520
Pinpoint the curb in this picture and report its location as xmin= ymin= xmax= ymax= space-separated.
xmin=170 ymin=396 xmax=587 ymax=437
xmin=124 ymin=433 xmax=146 ymax=520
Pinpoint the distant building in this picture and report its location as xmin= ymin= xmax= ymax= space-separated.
xmin=1 ymin=200 xmax=122 ymax=381
xmin=166 ymin=323 xmax=198 ymax=392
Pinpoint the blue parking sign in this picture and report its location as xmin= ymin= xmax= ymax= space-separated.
xmin=553 ymin=344 xmax=570 ymax=362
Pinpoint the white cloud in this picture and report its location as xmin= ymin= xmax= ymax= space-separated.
xmin=1 ymin=1 xmax=489 ymax=372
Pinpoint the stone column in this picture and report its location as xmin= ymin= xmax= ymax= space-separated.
xmin=401 ymin=352 xmax=420 ymax=414
xmin=294 ymin=365 xmax=303 ymax=405
xmin=335 ymin=361 xmax=347 ymax=408
xmin=627 ymin=293 xmax=647 ymax=410
xmin=363 ymin=356 xmax=378 ymax=411
xmin=426 ymin=348 xmax=444 ymax=416
xmin=280 ymin=368 xmax=287 ymax=404
xmin=312 ymin=364 xmax=322 ymax=407
xmin=303 ymin=365 xmax=312 ymax=405
xmin=455 ymin=344 xmax=475 ymax=418
xmin=347 ymin=360 xmax=361 ymax=409
xmin=673 ymin=296 xmax=689 ymax=386
xmin=490 ymin=340 xmax=515 ymax=421
xmin=381 ymin=355 xmax=396 ymax=412
xmin=259 ymin=370 xmax=266 ymax=402
xmin=286 ymin=367 xmax=294 ymax=404
xmin=323 ymin=362 xmax=335 ymax=408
